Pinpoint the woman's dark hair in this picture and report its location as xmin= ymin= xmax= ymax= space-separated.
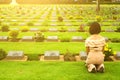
xmin=89 ymin=22 xmax=101 ymax=35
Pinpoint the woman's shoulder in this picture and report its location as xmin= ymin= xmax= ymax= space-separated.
xmin=86 ymin=35 xmax=105 ymax=42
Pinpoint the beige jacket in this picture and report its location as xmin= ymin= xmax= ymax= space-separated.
xmin=85 ymin=34 xmax=106 ymax=64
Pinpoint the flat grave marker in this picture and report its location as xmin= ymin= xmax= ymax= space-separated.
xmin=49 ymin=28 xmax=58 ymax=32
xmin=6 ymin=51 xmax=24 ymax=60
xmin=22 ymin=36 xmax=34 ymax=41
xmin=104 ymin=37 xmax=109 ymax=42
xmin=44 ymin=51 xmax=60 ymax=60
xmin=4 ymin=51 xmax=28 ymax=61
xmin=68 ymin=28 xmax=77 ymax=32
xmin=0 ymin=36 xmax=9 ymax=41
xmin=115 ymin=52 xmax=120 ymax=60
xmin=105 ymin=29 xmax=114 ymax=32
xmin=10 ymin=28 xmax=19 ymax=31
xmin=79 ymin=51 xmax=87 ymax=60
xmin=46 ymin=36 xmax=59 ymax=42
xmin=30 ymin=28 xmax=39 ymax=32
xmin=71 ymin=36 xmax=83 ymax=42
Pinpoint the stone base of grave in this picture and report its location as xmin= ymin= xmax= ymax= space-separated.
xmin=45 ymin=40 xmax=60 ymax=42
xmin=75 ymin=55 xmax=81 ymax=61
xmin=40 ymin=55 xmax=64 ymax=61
xmin=75 ymin=55 xmax=86 ymax=61
xmin=3 ymin=56 xmax=28 ymax=61
xmin=109 ymin=56 xmax=120 ymax=62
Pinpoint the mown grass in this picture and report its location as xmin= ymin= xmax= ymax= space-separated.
xmin=0 ymin=42 xmax=119 ymax=54
xmin=0 ymin=61 xmax=120 ymax=80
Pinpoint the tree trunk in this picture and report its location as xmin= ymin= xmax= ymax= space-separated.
xmin=96 ymin=0 xmax=100 ymax=14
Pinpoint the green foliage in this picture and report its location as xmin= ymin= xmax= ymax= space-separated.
xmin=60 ymin=37 xmax=70 ymax=42
xmin=111 ymin=38 xmax=120 ymax=43
xmin=9 ymin=30 xmax=19 ymax=41
xmin=112 ymin=15 xmax=117 ymax=20
xmin=27 ymin=22 xmax=34 ymax=26
xmin=69 ymin=16 xmax=74 ymax=20
xmin=64 ymin=49 xmax=76 ymax=61
xmin=21 ymin=26 xmax=29 ymax=32
xmin=75 ymin=16 xmax=83 ymax=20
xmin=96 ymin=16 xmax=103 ymax=22
xmin=104 ymin=44 xmax=113 ymax=61
xmin=0 ymin=49 xmax=6 ymax=60
xmin=11 ymin=22 xmax=19 ymax=26
xmin=9 ymin=30 xmax=19 ymax=38
xmin=87 ymin=21 xmax=92 ymax=26
xmin=1 ymin=24 xmax=9 ymax=32
xmin=34 ymin=32 xmax=45 ymax=42
xmin=58 ymin=16 xmax=63 ymax=22
xmin=115 ymin=27 xmax=120 ymax=32
xmin=59 ymin=27 xmax=67 ymax=32
xmin=26 ymin=54 xmax=39 ymax=61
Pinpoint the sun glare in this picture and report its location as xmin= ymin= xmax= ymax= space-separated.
xmin=10 ymin=0 xmax=18 ymax=5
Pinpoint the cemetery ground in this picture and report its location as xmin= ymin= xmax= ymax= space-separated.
xmin=0 ymin=42 xmax=120 ymax=54
xmin=0 ymin=42 xmax=120 ymax=61
xmin=0 ymin=4 xmax=120 ymax=79
xmin=0 ymin=61 xmax=120 ymax=80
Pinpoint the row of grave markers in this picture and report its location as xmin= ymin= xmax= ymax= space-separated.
xmin=0 ymin=27 xmax=116 ymax=32
xmin=0 ymin=36 xmax=84 ymax=42
xmin=3 ymin=50 xmax=120 ymax=61
xmin=0 ymin=36 xmax=109 ymax=42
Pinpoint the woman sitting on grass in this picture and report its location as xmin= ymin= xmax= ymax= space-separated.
xmin=85 ymin=22 xmax=106 ymax=73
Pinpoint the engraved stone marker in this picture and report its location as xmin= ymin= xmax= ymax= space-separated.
xmin=0 ymin=36 xmax=8 ymax=41
xmin=44 ymin=51 xmax=60 ymax=60
xmin=115 ymin=52 xmax=120 ymax=60
xmin=72 ymin=36 xmax=83 ymax=42
xmin=79 ymin=51 xmax=87 ymax=60
xmin=6 ymin=51 xmax=24 ymax=60
xmin=22 ymin=36 xmax=34 ymax=41
xmin=46 ymin=36 xmax=58 ymax=41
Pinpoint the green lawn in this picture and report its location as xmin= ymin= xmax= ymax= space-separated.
xmin=1 ymin=32 xmax=120 ymax=39
xmin=0 ymin=61 xmax=120 ymax=80
xmin=0 ymin=42 xmax=119 ymax=54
